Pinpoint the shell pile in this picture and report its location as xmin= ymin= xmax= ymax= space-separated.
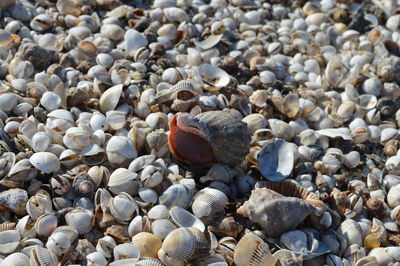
xmin=1 ymin=0 xmax=400 ymax=265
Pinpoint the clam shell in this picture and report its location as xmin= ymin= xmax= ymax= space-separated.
xmin=159 ymin=183 xmax=193 ymax=209
xmin=234 ymin=232 xmax=273 ymax=266
xmin=0 ymin=188 xmax=28 ymax=215
xmin=113 ymin=243 xmax=140 ymax=261
xmin=0 ymin=230 xmax=21 ymax=254
xmin=108 ymin=168 xmax=139 ymax=195
xmin=34 ymin=214 xmax=58 ymax=237
xmin=131 ymin=232 xmax=162 ymax=259
xmin=197 ymin=64 xmax=230 ymax=88
xmin=30 ymin=246 xmax=58 ymax=266
xmin=148 ymin=205 xmax=170 ymax=220
xmin=337 ymin=219 xmax=363 ymax=246
xmin=29 ymin=152 xmax=60 ymax=173
xmin=65 ymin=208 xmax=94 ymax=234
xmin=258 ymin=140 xmax=294 ymax=181
xmin=191 ymin=188 xmax=228 ymax=223
xmin=170 ymin=206 xmax=206 ymax=232
xmin=0 ymin=252 xmax=29 ymax=266
xmin=99 ymin=84 xmax=123 ymax=113
xmin=151 ymin=219 xmax=177 ymax=240
xmin=109 ymin=193 xmax=139 ymax=223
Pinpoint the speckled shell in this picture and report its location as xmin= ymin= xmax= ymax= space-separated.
xmin=170 ymin=111 xmax=251 ymax=167
xmin=0 ymin=188 xmax=28 ymax=215
xmin=237 ymin=188 xmax=314 ymax=237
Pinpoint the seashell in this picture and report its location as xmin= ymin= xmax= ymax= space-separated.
xmin=40 ymin=92 xmax=61 ymax=111
xmin=337 ymin=219 xmax=363 ymax=246
xmin=131 ymin=232 xmax=162 ymax=259
xmin=148 ymin=205 xmax=170 ymax=220
xmin=279 ymin=230 xmax=330 ymax=259
xmin=87 ymin=251 xmax=107 ymax=266
xmin=168 ymin=111 xmax=251 ymax=169
xmin=106 ymin=136 xmax=137 ymax=166
xmin=158 ymin=227 xmax=210 ymax=266
xmin=30 ymin=246 xmax=58 ymax=266
xmin=136 ymin=258 xmax=165 ymax=266
xmin=163 ymin=7 xmax=189 ymax=22
xmin=113 ymin=243 xmax=140 ymax=261
xmin=170 ymin=206 xmax=206 ymax=232
xmin=195 ymin=34 xmax=223 ymax=50
xmin=128 ymin=215 xmax=152 ymax=238
xmin=197 ymin=64 xmax=230 ymax=89
xmin=65 ymin=208 xmax=95 ymax=234
xmin=159 ymin=183 xmax=194 ymax=209
xmin=29 ymin=152 xmax=60 ymax=174
xmin=34 ymin=214 xmax=57 ymax=237
xmin=63 ymin=126 xmax=92 ymax=150
xmin=234 ymin=232 xmax=273 ymax=266
xmin=0 ymin=230 xmax=21 ymax=254
xmin=125 ymin=29 xmax=148 ymax=57
xmin=99 ymin=84 xmax=123 ymax=113
xmin=108 ymin=168 xmax=140 ymax=195
xmin=106 ymin=111 xmax=126 ymax=130
xmin=256 ymin=181 xmax=319 ymax=200
xmin=0 ymin=252 xmax=29 ymax=266
xmin=0 ymin=188 xmax=28 ymax=215
xmin=47 ymin=109 xmax=74 ymax=123
xmin=6 ymin=159 xmax=37 ymax=182
xmin=26 ymin=194 xmax=52 ymax=220
xmin=237 ymin=188 xmax=314 ymax=237
xmin=258 ymin=140 xmax=294 ymax=181
xmin=268 ymin=119 xmax=294 ymax=140
xmin=96 ymin=235 xmax=116 ymax=259
xmin=0 ymin=93 xmax=18 ymax=113
xmin=90 ymin=112 xmax=108 ymax=131
xmin=151 ymin=219 xmax=177 ymax=240
xmin=138 ymin=187 xmax=158 ymax=205
xmin=387 ymin=184 xmax=400 ymax=208
xmin=109 ymin=192 xmax=139 ymax=223
xmin=191 ymin=187 xmax=228 ymax=224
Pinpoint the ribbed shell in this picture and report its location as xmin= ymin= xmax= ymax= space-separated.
xmin=0 ymin=188 xmax=28 ymax=215
xmin=159 ymin=184 xmax=193 ymax=209
xmin=160 ymin=227 xmax=197 ymax=262
xmin=136 ymin=258 xmax=165 ymax=266
xmin=152 ymin=80 xmax=197 ymax=105
xmin=30 ymin=246 xmax=58 ymax=266
xmin=131 ymin=232 xmax=162 ymax=258
xmin=256 ymin=181 xmax=319 ymax=200
xmin=234 ymin=232 xmax=273 ymax=266
xmin=175 ymin=111 xmax=251 ymax=167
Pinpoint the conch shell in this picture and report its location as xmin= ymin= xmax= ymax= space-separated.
xmin=237 ymin=187 xmax=315 ymax=237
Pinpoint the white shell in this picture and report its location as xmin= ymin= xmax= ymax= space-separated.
xmin=29 ymin=152 xmax=60 ymax=173
xmin=170 ymin=206 xmax=205 ymax=232
xmin=258 ymin=140 xmax=294 ymax=181
xmin=40 ymin=92 xmax=61 ymax=111
xmin=125 ymin=29 xmax=148 ymax=56
xmin=0 ymin=230 xmax=21 ymax=254
xmin=198 ymin=64 xmax=230 ymax=88
xmin=99 ymin=84 xmax=123 ymax=113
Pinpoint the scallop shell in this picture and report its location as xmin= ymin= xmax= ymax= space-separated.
xmin=258 ymin=140 xmax=294 ymax=181
xmin=168 ymin=111 xmax=251 ymax=168
xmin=237 ymin=188 xmax=314 ymax=237
xmin=131 ymin=232 xmax=162 ymax=259
xmin=234 ymin=232 xmax=273 ymax=266
xmin=99 ymin=84 xmax=123 ymax=113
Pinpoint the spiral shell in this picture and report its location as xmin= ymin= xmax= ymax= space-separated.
xmin=168 ymin=111 xmax=251 ymax=168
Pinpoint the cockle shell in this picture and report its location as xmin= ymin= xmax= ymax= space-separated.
xmin=159 ymin=183 xmax=194 ymax=209
xmin=29 ymin=152 xmax=60 ymax=173
xmin=0 ymin=252 xmax=29 ymax=266
xmin=0 ymin=230 xmax=20 ymax=254
xmin=168 ymin=111 xmax=251 ymax=169
xmin=170 ymin=206 xmax=206 ymax=232
xmin=99 ymin=84 xmax=123 ymax=113
xmin=65 ymin=208 xmax=95 ymax=234
xmin=237 ymin=188 xmax=314 ymax=237
xmin=107 ymin=168 xmax=140 ymax=195
xmin=197 ymin=64 xmax=230 ymax=88
xmin=158 ymin=227 xmax=210 ymax=266
xmin=234 ymin=232 xmax=273 ymax=266
xmin=29 ymin=246 xmax=58 ymax=266
xmin=109 ymin=192 xmax=139 ymax=223
xmin=131 ymin=232 xmax=162 ymax=259
xmin=191 ymin=187 xmax=228 ymax=224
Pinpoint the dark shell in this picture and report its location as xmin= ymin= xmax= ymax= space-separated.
xmin=168 ymin=110 xmax=251 ymax=168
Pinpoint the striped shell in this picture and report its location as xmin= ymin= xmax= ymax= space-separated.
xmin=255 ymin=181 xmax=319 ymax=200
xmin=168 ymin=111 xmax=251 ymax=168
xmin=131 ymin=232 xmax=162 ymax=258
xmin=30 ymin=246 xmax=58 ymax=266
xmin=234 ymin=232 xmax=273 ymax=266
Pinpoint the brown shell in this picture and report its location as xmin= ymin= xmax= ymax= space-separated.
xmin=255 ymin=181 xmax=319 ymax=200
xmin=169 ymin=110 xmax=251 ymax=167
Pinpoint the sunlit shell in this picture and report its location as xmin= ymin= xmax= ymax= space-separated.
xmin=106 ymin=136 xmax=137 ymax=166
xmin=34 ymin=214 xmax=58 ymax=237
xmin=159 ymin=183 xmax=194 ymax=209
xmin=170 ymin=206 xmax=206 ymax=232
xmin=99 ymin=84 xmax=123 ymax=113
xmin=197 ymin=64 xmax=230 ymax=88
xmin=29 ymin=152 xmax=60 ymax=174
xmin=258 ymin=140 xmax=294 ymax=181
xmin=87 ymin=251 xmax=107 ymax=266
xmin=191 ymin=188 xmax=228 ymax=223
xmin=151 ymin=219 xmax=177 ymax=240
xmin=30 ymin=246 xmax=58 ymax=266
xmin=108 ymin=168 xmax=139 ymax=195
xmin=109 ymin=192 xmax=139 ymax=223
xmin=0 ymin=188 xmax=28 ymax=215
xmin=131 ymin=232 xmax=162 ymax=259
xmin=0 ymin=230 xmax=20 ymax=254
xmin=0 ymin=252 xmax=29 ymax=266
xmin=113 ymin=243 xmax=140 ymax=261
xmin=234 ymin=232 xmax=273 ymax=266
xmin=65 ymin=208 xmax=95 ymax=234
